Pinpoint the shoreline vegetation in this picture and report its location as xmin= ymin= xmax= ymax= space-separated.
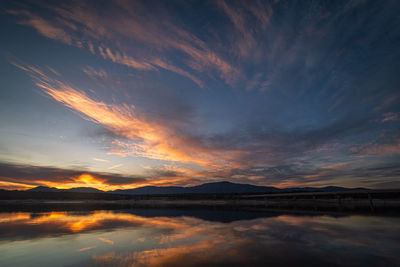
xmin=1 ymin=189 xmax=399 ymax=214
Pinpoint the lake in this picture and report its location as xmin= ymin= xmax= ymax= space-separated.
xmin=0 ymin=209 xmax=399 ymax=266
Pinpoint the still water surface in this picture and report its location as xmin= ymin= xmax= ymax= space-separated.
xmin=0 ymin=209 xmax=399 ymax=266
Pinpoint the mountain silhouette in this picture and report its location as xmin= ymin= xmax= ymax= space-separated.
xmin=27 ymin=181 xmax=365 ymax=195
xmin=27 ymin=186 xmax=62 ymax=192
xmin=27 ymin=186 xmax=103 ymax=193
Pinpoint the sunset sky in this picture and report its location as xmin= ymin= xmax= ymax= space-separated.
xmin=0 ymin=0 xmax=399 ymax=190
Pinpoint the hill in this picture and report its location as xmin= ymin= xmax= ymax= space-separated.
xmin=26 ymin=181 xmax=366 ymax=195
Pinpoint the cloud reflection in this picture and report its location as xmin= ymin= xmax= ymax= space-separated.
xmin=0 ymin=210 xmax=399 ymax=266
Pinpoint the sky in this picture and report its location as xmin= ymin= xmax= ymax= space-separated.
xmin=0 ymin=0 xmax=399 ymax=190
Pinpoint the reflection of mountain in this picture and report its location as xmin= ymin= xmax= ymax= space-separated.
xmin=0 ymin=210 xmax=398 ymax=266
xmin=0 ymin=209 xmax=282 ymax=241
xmin=124 ymin=208 xmax=282 ymax=223
xmin=0 ymin=208 xmax=350 ymax=242
xmin=26 ymin=181 xmax=365 ymax=195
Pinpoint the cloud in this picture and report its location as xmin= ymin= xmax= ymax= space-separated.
xmin=0 ymin=161 xmax=205 ymax=190
xmin=82 ymin=66 xmax=108 ymax=80
xmin=98 ymin=237 xmax=114 ymax=245
xmin=79 ymin=246 xmax=96 ymax=252
xmin=8 ymin=1 xmax=241 ymax=87
xmin=351 ymin=139 xmax=400 ymax=157
xmin=108 ymin=164 xmax=122 ymax=170
xmin=97 ymin=46 xmax=155 ymax=71
xmin=9 ymin=61 xmax=400 ymax=188
xmin=12 ymin=63 xmax=240 ymax=167
xmin=5 ymin=1 xmax=400 ymax=189
xmin=218 ymin=0 xmax=257 ymax=57
xmin=92 ymin=158 xmax=109 ymax=163
xmin=381 ymin=112 xmax=400 ymax=123
xmin=11 ymin=62 xmax=400 ymax=188
xmin=8 ymin=10 xmax=73 ymax=45
xmin=0 ymin=161 xmax=148 ymax=189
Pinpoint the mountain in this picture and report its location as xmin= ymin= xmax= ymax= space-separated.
xmin=27 ymin=186 xmax=61 ymax=192
xmin=114 ymin=181 xmax=280 ymax=195
xmin=113 ymin=186 xmax=188 ymax=195
xmin=287 ymin=186 xmax=366 ymax=192
xmin=113 ymin=182 xmax=367 ymax=195
xmin=27 ymin=182 xmax=366 ymax=195
xmin=188 ymin=181 xmax=280 ymax=194
xmin=67 ymin=187 xmax=104 ymax=193
xmin=27 ymin=186 xmax=104 ymax=193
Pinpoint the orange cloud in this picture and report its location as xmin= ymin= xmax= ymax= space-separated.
xmin=351 ymin=139 xmax=400 ymax=156
xmin=13 ymin=63 xmax=245 ymax=170
xmin=98 ymin=46 xmax=155 ymax=71
xmin=0 ymin=181 xmax=35 ymax=191
xmin=79 ymin=246 xmax=96 ymax=252
xmin=150 ymin=58 xmax=204 ymax=88
xmin=8 ymin=10 xmax=73 ymax=45
xmin=98 ymin=237 xmax=114 ymax=245
xmin=381 ymin=112 xmax=399 ymax=123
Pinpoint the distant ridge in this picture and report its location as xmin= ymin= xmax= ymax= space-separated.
xmin=28 ymin=186 xmax=61 ymax=192
xmin=27 ymin=186 xmax=104 ymax=193
xmin=26 ymin=181 xmax=366 ymax=195
xmin=67 ymin=187 xmax=104 ymax=193
xmin=111 ymin=181 xmax=365 ymax=195
xmin=111 ymin=181 xmax=281 ymax=195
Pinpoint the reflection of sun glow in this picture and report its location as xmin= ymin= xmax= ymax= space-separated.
xmin=2 ymin=210 xmax=400 ymax=267
xmin=0 ymin=211 xmax=195 ymax=234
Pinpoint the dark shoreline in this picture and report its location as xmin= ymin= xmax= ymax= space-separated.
xmin=1 ymin=189 xmax=399 ymax=214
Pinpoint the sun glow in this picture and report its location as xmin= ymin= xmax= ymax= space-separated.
xmin=47 ymin=173 xmax=116 ymax=191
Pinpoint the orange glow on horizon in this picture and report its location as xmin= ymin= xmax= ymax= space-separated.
xmin=0 ymin=171 xmax=204 ymax=191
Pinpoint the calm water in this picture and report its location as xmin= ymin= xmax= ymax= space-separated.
xmin=0 ymin=209 xmax=399 ymax=267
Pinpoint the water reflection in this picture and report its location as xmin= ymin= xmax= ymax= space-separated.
xmin=0 ymin=210 xmax=399 ymax=266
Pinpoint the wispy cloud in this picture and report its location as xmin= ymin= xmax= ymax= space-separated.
xmin=92 ymin=158 xmax=109 ymax=163
xmin=8 ymin=10 xmax=73 ymax=45
xmin=381 ymin=112 xmax=400 ymax=123
xmin=8 ymin=1 xmax=241 ymax=87
xmin=4 ymin=0 xmax=400 ymax=189
xmin=351 ymin=140 xmax=400 ymax=157
xmin=79 ymin=246 xmax=96 ymax=252
xmin=98 ymin=237 xmax=114 ymax=245
xmin=83 ymin=67 xmax=108 ymax=80
xmin=10 ymin=62 xmax=400 ymax=188
xmin=108 ymin=164 xmax=122 ymax=170
xmin=218 ymin=0 xmax=256 ymax=57
xmin=12 ymin=63 xmax=239 ymax=167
